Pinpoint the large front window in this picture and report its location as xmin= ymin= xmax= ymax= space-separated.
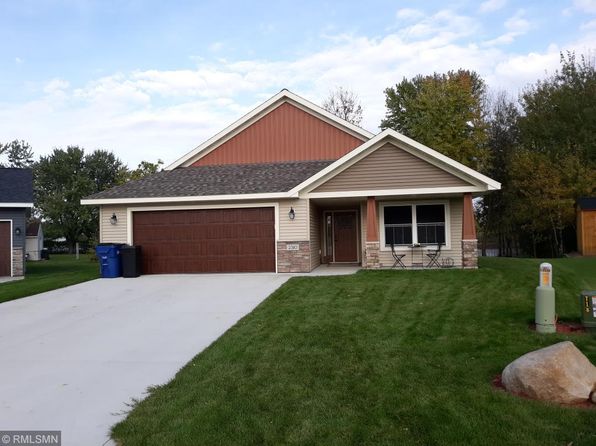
xmin=384 ymin=205 xmax=412 ymax=245
xmin=383 ymin=203 xmax=446 ymax=247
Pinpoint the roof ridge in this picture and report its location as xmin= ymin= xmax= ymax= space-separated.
xmin=179 ymin=159 xmax=336 ymax=169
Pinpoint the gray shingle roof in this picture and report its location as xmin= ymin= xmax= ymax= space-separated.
xmin=86 ymin=160 xmax=334 ymax=200
xmin=577 ymin=197 xmax=596 ymax=210
xmin=0 ymin=168 xmax=33 ymax=204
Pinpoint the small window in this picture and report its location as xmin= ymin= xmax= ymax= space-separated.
xmin=416 ymin=204 xmax=445 ymax=245
xmin=384 ymin=206 xmax=412 ymax=246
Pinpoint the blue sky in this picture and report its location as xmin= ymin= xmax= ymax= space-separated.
xmin=1 ymin=0 xmax=595 ymax=166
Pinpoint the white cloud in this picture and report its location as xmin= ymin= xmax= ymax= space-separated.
xmin=0 ymin=10 xmax=593 ymax=167
xmin=505 ymin=10 xmax=531 ymax=33
xmin=208 ymin=41 xmax=224 ymax=52
xmin=484 ymin=10 xmax=532 ymax=46
xmin=43 ymin=78 xmax=70 ymax=95
xmin=15 ymin=57 xmax=23 ymax=64
xmin=581 ymin=18 xmax=596 ymax=29
xmin=573 ymin=0 xmax=596 ymax=14
xmin=398 ymin=9 xmax=479 ymax=42
xmin=479 ymin=0 xmax=507 ymax=14
xmin=396 ymin=8 xmax=424 ymax=21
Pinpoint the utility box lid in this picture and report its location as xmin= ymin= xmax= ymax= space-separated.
xmin=579 ymin=290 xmax=596 ymax=328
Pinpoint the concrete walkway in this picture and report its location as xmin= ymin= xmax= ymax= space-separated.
xmin=0 ymin=274 xmax=294 ymax=445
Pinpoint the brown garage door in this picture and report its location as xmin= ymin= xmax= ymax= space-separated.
xmin=132 ymin=207 xmax=275 ymax=274
xmin=0 ymin=222 xmax=10 ymax=276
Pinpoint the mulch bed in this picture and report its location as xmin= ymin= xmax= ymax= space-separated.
xmin=528 ymin=321 xmax=587 ymax=334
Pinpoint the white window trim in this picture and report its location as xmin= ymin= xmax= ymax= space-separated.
xmin=0 ymin=203 xmax=33 ymax=208
xmin=379 ymin=200 xmax=451 ymax=251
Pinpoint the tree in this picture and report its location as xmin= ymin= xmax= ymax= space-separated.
xmin=0 ymin=140 xmax=34 ymax=168
xmin=85 ymin=149 xmax=128 ymax=189
xmin=128 ymin=159 xmax=164 ymax=181
xmin=381 ymin=70 xmax=489 ymax=171
xmin=515 ymin=52 xmax=596 ymax=255
xmin=519 ymin=52 xmax=596 ymax=164
xmin=477 ymin=92 xmax=521 ymax=256
xmin=35 ymin=146 xmax=125 ymax=252
xmin=322 ymin=87 xmax=364 ymax=125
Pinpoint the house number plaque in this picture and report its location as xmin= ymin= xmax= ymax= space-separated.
xmin=286 ymin=243 xmax=299 ymax=251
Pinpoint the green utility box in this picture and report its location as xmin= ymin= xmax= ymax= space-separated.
xmin=579 ymin=290 xmax=596 ymax=328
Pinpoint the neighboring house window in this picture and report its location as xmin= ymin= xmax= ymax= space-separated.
xmin=381 ymin=202 xmax=448 ymax=248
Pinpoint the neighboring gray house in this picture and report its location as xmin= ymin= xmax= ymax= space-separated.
xmin=0 ymin=168 xmax=33 ymax=277
xmin=26 ymin=221 xmax=44 ymax=261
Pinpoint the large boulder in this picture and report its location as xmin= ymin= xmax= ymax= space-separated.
xmin=502 ymin=341 xmax=596 ymax=404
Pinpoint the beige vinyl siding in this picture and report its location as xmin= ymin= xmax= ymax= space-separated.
xmin=313 ymin=143 xmax=471 ymax=192
xmin=278 ymin=198 xmax=309 ymax=241
xmin=101 ymin=200 xmax=306 ymax=245
xmin=310 ymin=201 xmax=321 ymax=269
xmin=100 ymin=205 xmax=128 ymax=243
xmin=377 ymin=197 xmax=463 ymax=268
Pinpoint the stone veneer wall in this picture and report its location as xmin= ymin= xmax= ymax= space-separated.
xmin=12 ymin=247 xmax=24 ymax=276
xmin=277 ymin=241 xmax=311 ymax=273
xmin=363 ymin=241 xmax=380 ymax=269
xmin=462 ymin=239 xmax=478 ymax=269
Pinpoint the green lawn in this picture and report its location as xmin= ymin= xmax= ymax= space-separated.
xmin=112 ymin=257 xmax=596 ymax=446
xmin=0 ymin=254 xmax=99 ymax=304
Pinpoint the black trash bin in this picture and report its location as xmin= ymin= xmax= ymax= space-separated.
xmin=40 ymin=248 xmax=50 ymax=260
xmin=121 ymin=245 xmax=142 ymax=277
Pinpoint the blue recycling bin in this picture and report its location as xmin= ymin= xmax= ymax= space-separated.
xmin=95 ymin=244 xmax=124 ymax=278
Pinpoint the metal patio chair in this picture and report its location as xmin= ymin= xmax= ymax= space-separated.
xmin=391 ymin=243 xmax=406 ymax=269
xmin=425 ymin=243 xmax=443 ymax=268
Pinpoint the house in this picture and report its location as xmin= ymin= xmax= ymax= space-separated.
xmin=576 ymin=197 xmax=596 ymax=256
xmin=82 ymin=90 xmax=500 ymax=274
xmin=26 ymin=221 xmax=44 ymax=261
xmin=0 ymin=168 xmax=33 ymax=277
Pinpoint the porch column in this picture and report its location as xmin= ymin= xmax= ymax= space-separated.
xmin=364 ymin=196 xmax=381 ymax=269
xmin=461 ymin=192 xmax=478 ymax=269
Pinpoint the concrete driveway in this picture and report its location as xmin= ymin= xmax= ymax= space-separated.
xmin=0 ymin=274 xmax=292 ymax=445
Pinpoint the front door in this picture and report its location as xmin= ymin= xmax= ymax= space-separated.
xmin=0 ymin=222 xmax=11 ymax=276
xmin=333 ymin=211 xmax=358 ymax=262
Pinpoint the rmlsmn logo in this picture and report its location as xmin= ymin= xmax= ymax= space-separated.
xmin=0 ymin=431 xmax=61 ymax=446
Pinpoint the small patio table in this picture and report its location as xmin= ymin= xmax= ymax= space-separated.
xmin=410 ymin=243 xmax=424 ymax=268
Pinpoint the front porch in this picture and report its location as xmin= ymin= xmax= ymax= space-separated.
xmin=308 ymin=193 xmax=478 ymax=270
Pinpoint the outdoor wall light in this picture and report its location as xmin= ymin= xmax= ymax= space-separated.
xmin=288 ymin=207 xmax=296 ymax=221
xmin=14 ymin=227 xmax=21 ymax=236
xmin=110 ymin=213 xmax=118 ymax=225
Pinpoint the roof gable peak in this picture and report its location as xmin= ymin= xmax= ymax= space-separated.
xmin=165 ymin=89 xmax=374 ymax=170
xmin=288 ymin=129 xmax=501 ymax=195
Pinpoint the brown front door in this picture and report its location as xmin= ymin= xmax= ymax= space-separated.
xmin=333 ymin=211 xmax=358 ymax=262
xmin=0 ymin=222 xmax=11 ymax=276
xmin=132 ymin=208 xmax=275 ymax=274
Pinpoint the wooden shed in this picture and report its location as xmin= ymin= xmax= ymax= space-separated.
xmin=577 ymin=198 xmax=596 ymax=256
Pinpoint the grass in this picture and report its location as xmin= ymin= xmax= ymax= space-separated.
xmin=0 ymin=254 xmax=99 ymax=304
xmin=112 ymin=257 xmax=596 ymax=446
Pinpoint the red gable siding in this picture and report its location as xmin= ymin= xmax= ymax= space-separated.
xmin=192 ymin=102 xmax=365 ymax=166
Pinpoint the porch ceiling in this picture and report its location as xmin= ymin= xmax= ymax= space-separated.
xmin=310 ymin=197 xmax=365 ymax=207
